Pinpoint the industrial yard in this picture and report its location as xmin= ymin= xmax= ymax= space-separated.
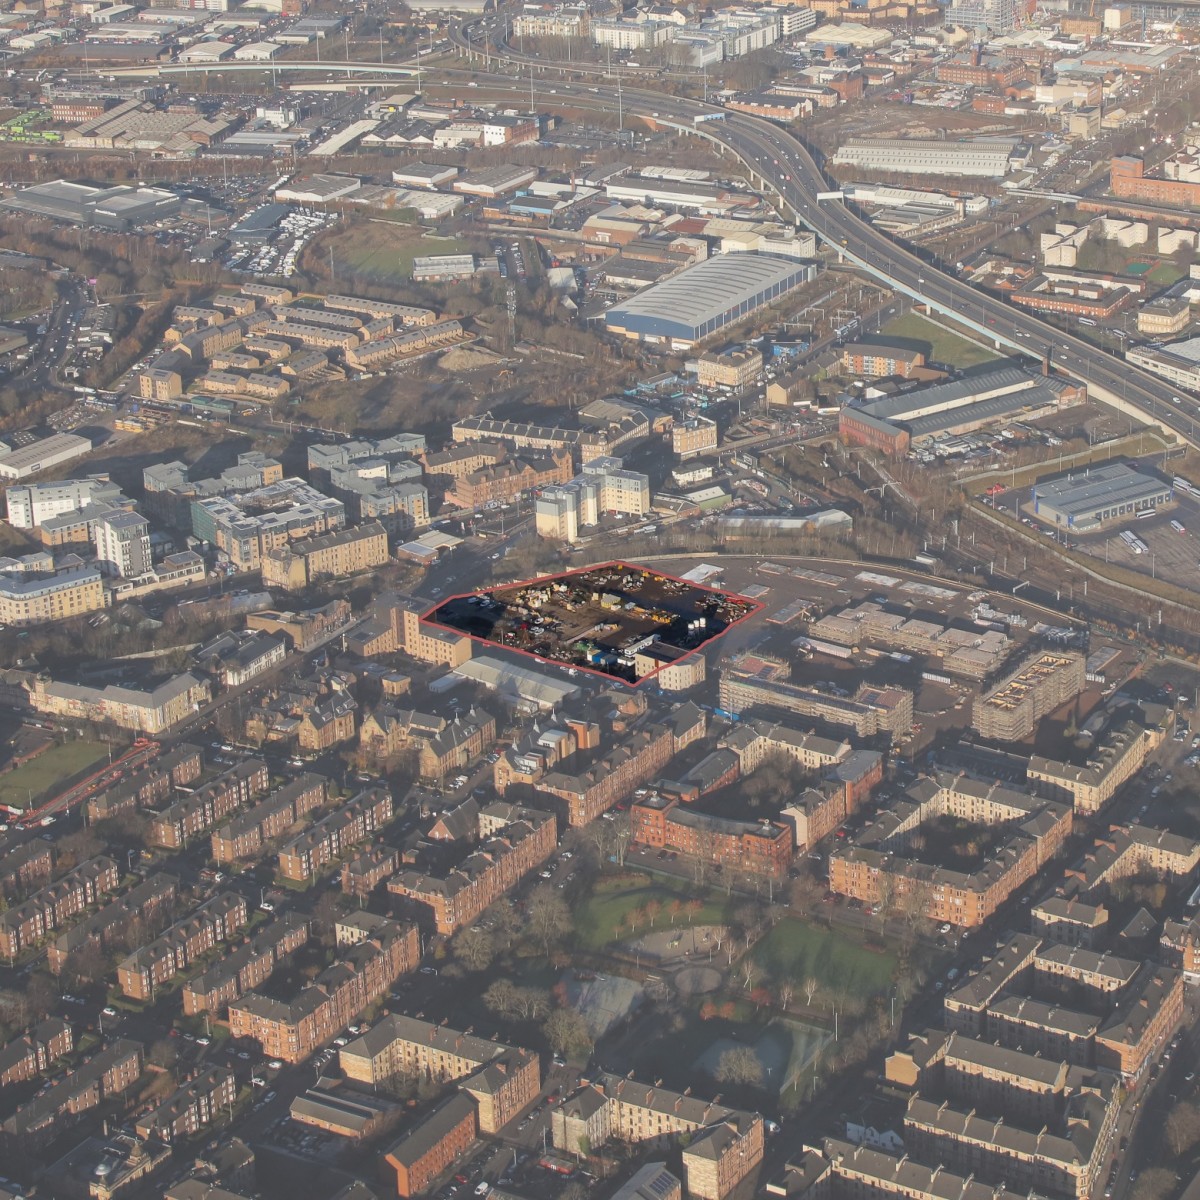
xmin=426 ymin=562 xmax=759 ymax=684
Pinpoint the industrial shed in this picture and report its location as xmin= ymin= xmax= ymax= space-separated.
xmin=604 ymin=253 xmax=814 ymax=348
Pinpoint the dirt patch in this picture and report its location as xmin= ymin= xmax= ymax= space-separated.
xmin=439 ymin=347 xmax=506 ymax=373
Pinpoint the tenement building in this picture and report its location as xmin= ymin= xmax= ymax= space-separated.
xmin=552 ymin=1074 xmax=764 ymax=1200
xmin=228 ymin=917 xmax=418 ymax=1062
xmin=340 ymin=1015 xmax=540 ymax=1133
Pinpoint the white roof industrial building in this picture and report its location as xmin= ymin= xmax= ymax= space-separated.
xmin=447 ymin=654 xmax=581 ymax=710
xmin=832 ymin=136 xmax=1020 ymax=178
xmin=604 ymin=253 xmax=814 ymax=348
xmin=1032 ymin=463 xmax=1172 ymax=531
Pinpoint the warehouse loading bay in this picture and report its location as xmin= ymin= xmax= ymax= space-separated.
xmin=999 ymin=470 xmax=1200 ymax=595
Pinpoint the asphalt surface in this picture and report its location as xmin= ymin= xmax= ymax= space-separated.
xmin=440 ymin=30 xmax=1200 ymax=454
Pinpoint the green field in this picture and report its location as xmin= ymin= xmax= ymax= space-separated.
xmin=753 ymin=918 xmax=897 ymax=996
xmin=573 ymin=876 xmax=730 ymax=951
xmin=324 ymin=220 xmax=476 ymax=286
xmin=0 ymin=739 xmax=110 ymax=809
xmin=879 ymin=312 xmax=1002 ymax=371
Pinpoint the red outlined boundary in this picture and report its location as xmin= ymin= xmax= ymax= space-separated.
xmin=420 ymin=560 xmax=764 ymax=688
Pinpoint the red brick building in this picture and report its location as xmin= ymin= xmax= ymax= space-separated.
xmin=630 ymin=794 xmax=793 ymax=878
xmin=384 ymin=1093 xmax=479 ymax=1199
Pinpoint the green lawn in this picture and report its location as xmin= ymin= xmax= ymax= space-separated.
xmin=0 ymin=739 xmax=110 ymax=809
xmin=573 ymin=876 xmax=730 ymax=951
xmin=1147 ymin=262 xmax=1186 ymax=287
xmin=753 ymin=918 xmax=897 ymax=996
xmin=879 ymin=312 xmax=1002 ymax=371
xmin=325 ymin=221 xmax=475 ymax=285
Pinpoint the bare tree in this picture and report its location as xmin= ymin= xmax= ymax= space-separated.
xmin=1167 ymin=1102 xmax=1200 ymax=1157
xmin=526 ymin=885 xmax=571 ymax=955
xmin=714 ymin=1046 xmax=764 ymax=1086
xmin=453 ymin=926 xmax=496 ymax=972
xmin=804 ymin=977 xmax=820 ymax=1007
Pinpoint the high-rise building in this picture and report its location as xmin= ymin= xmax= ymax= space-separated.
xmin=94 ymin=510 xmax=152 ymax=578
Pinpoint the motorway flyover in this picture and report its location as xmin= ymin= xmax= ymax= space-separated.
xmin=442 ymin=31 xmax=1200 ymax=448
xmin=106 ymin=47 xmax=1199 ymax=448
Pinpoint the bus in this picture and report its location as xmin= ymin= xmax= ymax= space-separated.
xmin=1172 ymin=519 xmax=1186 ymax=533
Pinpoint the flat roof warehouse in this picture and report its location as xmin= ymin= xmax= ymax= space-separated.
xmin=604 ymin=253 xmax=815 ymax=348
xmin=1032 ymin=463 xmax=1172 ymax=531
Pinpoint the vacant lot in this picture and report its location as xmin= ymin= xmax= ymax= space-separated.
xmin=318 ymin=218 xmax=479 ymax=288
xmin=753 ymin=918 xmax=897 ymax=997
xmin=879 ymin=312 xmax=1001 ymax=371
xmin=574 ymin=876 xmax=729 ymax=951
xmin=0 ymin=739 xmax=110 ymax=809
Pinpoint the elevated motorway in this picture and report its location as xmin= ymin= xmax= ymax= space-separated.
xmin=108 ymin=49 xmax=1198 ymax=447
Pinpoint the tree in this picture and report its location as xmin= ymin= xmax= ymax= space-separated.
xmin=714 ymin=1046 xmax=764 ymax=1087
xmin=644 ymin=899 xmax=662 ymax=928
xmin=1167 ymin=1102 xmax=1200 ymax=1157
xmin=804 ymin=977 xmax=821 ymax=1007
xmin=778 ymin=980 xmax=795 ymax=1010
xmin=483 ymin=978 xmax=518 ymax=1019
xmin=487 ymin=901 xmax=521 ymax=951
xmin=312 ymin=891 xmax=343 ymax=946
xmin=1133 ymin=1169 xmax=1178 ymax=1200
xmin=453 ymin=926 xmax=496 ymax=972
xmin=526 ymin=885 xmax=571 ymax=954
xmin=544 ymin=1007 xmax=592 ymax=1058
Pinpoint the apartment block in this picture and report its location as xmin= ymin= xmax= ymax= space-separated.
xmin=341 ymin=844 xmax=400 ymax=901
xmin=448 ymin=450 xmax=573 ymax=510
xmin=182 ymin=913 xmax=309 ymax=1016
xmin=722 ymin=719 xmax=852 ymax=775
xmin=1028 ymin=719 xmax=1162 ymax=813
xmin=1032 ymin=895 xmax=1110 ymax=949
xmin=630 ymin=793 xmax=793 ymax=878
xmin=1094 ymin=964 xmax=1183 ymax=1080
xmin=1034 ymin=944 xmax=1141 ymax=998
xmin=552 ymin=1075 xmax=763 ymax=1200
xmin=0 ymin=563 xmax=106 ymax=626
xmin=0 ymin=839 xmax=55 ymax=899
xmin=1 ymin=1039 xmax=143 ymax=1150
xmin=1063 ymin=823 xmax=1200 ymax=896
xmin=149 ymin=759 xmax=270 ymax=848
xmin=135 ymin=1067 xmax=237 ymax=1144
xmin=0 ymin=856 xmax=120 ymax=958
xmin=117 ymin=892 xmax=249 ymax=1000
xmin=720 ymin=656 xmax=913 ymax=738
xmin=86 ymin=744 xmax=205 ymax=824
xmin=340 ymin=1014 xmax=540 ymax=1133
xmin=972 ymin=651 xmax=1086 ymax=742
xmin=695 ymin=347 xmax=763 ymax=390
xmin=829 ymin=776 xmax=1072 ymax=927
xmin=537 ymin=720 xmax=680 ymax=826
xmin=277 ymin=787 xmax=393 ymax=881
xmin=210 ymin=774 xmax=327 ymax=862
xmin=942 ymin=934 xmax=1043 ymax=1036
xmin=841 ymin=341 xmax=926 ymax=379
xmin=985 ymin=995 xmax=1098 ymax=1065
xmin=672 ymin=417 xmax=719 ymax=459
xmin=348 ymin=592 xmax=472 ymax=668
xmin=0 ymin=1018 xmax=73 ymax=1087
xmin=47 ymin=872 xmax=178 ymax=975
xmin=384 ymin=1093 xmax=479 ymax=1199
xmin=387 ymin=804 xmax=556 ymax=935
xmin=30 ymin=671 xmax=212 ymax=734
xmin=261 ymin=522 xmax=389 ymax=591
xmin=228 ymin=918 xmax=418 ymax=1062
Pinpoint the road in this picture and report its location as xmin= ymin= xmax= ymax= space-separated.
xmin=437 ymin=33 xmax=1200 ymax=451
